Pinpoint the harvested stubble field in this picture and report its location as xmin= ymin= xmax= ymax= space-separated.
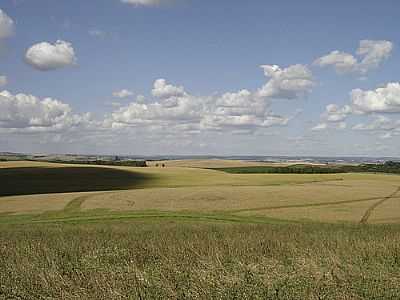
xmin=1 ymin=160 xmax=400 ymax=299
xmin=1 ymin=160 xmax=400 ymax=224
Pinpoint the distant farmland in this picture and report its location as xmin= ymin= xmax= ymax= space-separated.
xmin=1 ymin=160 xmax=400 ymax=224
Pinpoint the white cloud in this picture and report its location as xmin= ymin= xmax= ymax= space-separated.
xmin=352 ymin=115 xmax=400 ymax=131
xmin=0 ymin=75 xmax=7 ymax=87
xmin=110 ymin=75 xmax=293 ymax=133
xmin=313 ymin=51 xmax=357 ymax=74
xmin=357 ymin=40 xmax=393 ymax=74
xmin=152 ymin=79 xmax=186 ymax=99
xmin=109 ymin=80 xmax=203 ymax=132
xmin=311 ymin=123 xmax=327 ymax=131
xmin=0 ymin=9 xmax=14 ymax=39
xmin=112 ymin=89 xmax=133 ymax=98
xmin=202 ymin=89 xmax=288 ymax=130
xmin=0 ymin=90 xmax=95 ymax=132
xmin=351 ymin=82 xmax=400 ymax=113
xmin=109 ymin=64 xmax=308 ymax=133
xmin=257 ymin=64 xmax=314 ymax=99
xmin=311 ymin=121 xmax=346 ymax=131
xmin=314 ymin=40 xmax=393 ymax=75
xmin=313 ymin=82 xmax=400 ymax=132
xmin=311 ymin=103 xmax=351 ymax=131
xmin=324 ymin=104 xmax=352 ymax=122
xmin=121 ymin=0 xmax=162 ymax=6
xmin=25 ymin=40 xmax=77 ymax=71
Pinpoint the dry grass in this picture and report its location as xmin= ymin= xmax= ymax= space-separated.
xmin=1 ymin=221 xmax=400 ymax=299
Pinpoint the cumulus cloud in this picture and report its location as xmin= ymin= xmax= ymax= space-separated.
xmin=2 ymin=62 xmax=311 ymax=148
xmin=352 ymin=115 xmax=400 ymax=132
xmin=0 ymin=90 xmax=95 ymax=132
xmin=110 ymin=81 xmax=202 ymax=128
xmin=324 ymin=104 xmax=352 ymax=122
xmin=152 ymin=79 xmax=186 ymax=99
xmin=311 ymin=103 xmax=352 ymax=131
xmin=314 ymin=51 xmax=357 ymax=74
xmin=0 ymin=9 xmax=14 ymax=40
xmin=351 ymin=82 xmax=400 ymax=113
xmin=202 ymin=89 xmax=288 ymax=130
xmin=121 ymin=0 xmax=162 ymax=6
xmin=112 ymin=89 xmax=133 ymax=98
xmin=257 ymin=64 xmax=314 ymax=99
xmin=108 ymin=64 xmax=309 ymax=133
xmin=311 ymin=123 xmax=328 ymax=131
xmin=314 ymin=40 xmax=393 ymax=75
xmin=357 ymin=40 xmax=393 ymax=73
xmin=109 ymin=69 xmax=298 ymax=133
xmin=0 ymin=75 xmax=7 ymax=87
xmin=25 ymin=40 xmax=77 ymax=71
xmin=312 ymin=82 xmax=400 ymax=132
xmin=311 ymin=122 xmax=346 ymax=131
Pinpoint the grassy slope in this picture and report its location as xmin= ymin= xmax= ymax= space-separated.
xmin=1 ymin=221 xmax=400 ymax=299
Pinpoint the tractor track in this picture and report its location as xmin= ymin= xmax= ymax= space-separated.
xmin=360 ymin=186 xmax=400 ymax=224
xmin=228 ymin=196 xmax=400 ymax=214
xmin=63 ymin=192 xmax=112 ymax=213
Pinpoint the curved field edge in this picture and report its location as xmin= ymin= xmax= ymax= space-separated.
xmin=0 ymin=209 xmax=302 ymax=226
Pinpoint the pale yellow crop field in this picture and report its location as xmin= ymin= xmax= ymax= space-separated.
xmin=367 ymin=196 xmax=400 ymax=224
xmin=81 ymin=181 xmax=397 ymax=213
xmin=236 ymin=200 xmax=379 ymax=223
xmin=0 ymin=193 xmax=80 ymax=215
xmin=146 ymin=159 xmax=292 ymax=168
xmin=1 ymin=160 xmax=400 ymax=223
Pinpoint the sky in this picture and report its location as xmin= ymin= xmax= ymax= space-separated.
xmin=1 ymin=0 xmax=400 ymax=156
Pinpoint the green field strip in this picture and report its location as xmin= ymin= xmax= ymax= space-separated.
xmin=360 ymin=186 xmax=400 ymax=224
xmin=0 ymin=210 xmax=297 ymax=226
xmin=368 ymin=217 xmax=400 ymax=223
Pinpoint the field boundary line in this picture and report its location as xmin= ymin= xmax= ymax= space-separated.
xmin=228 ymin=196 xmax=400 ymax=214
xmin=26 ymin=213 xmax=292 ymax=225
xmin=360 ymin=186 xmax=400 ymax=224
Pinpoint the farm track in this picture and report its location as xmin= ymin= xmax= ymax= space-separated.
xmin=228 ymin=196 xmax=400 ymax=214
xmin=360 ymin=186 xmax=400 ymax=224
xmin=64 ymin=192 xmax=112 ymax=213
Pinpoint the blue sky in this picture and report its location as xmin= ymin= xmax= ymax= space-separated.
xmin=1 ymin=0 xmax=400 ymax=156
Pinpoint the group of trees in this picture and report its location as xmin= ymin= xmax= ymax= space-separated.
xmin=35 ymin=159 xmax=148 ymax=167
xmin=216 ymin=161 xmax=400 ymax=175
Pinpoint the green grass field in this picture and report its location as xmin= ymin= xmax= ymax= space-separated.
xmin=1 ymin=221 xmax=400 ymax=299
xmin=1 ymin=160 xmax=400 ymax=298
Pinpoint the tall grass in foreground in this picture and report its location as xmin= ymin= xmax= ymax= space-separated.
xmin=1 ymin=221 xmax=400 ymax=299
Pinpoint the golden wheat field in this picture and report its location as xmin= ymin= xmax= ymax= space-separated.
xmin=1 ymin=160 xmax=399 ymax=224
